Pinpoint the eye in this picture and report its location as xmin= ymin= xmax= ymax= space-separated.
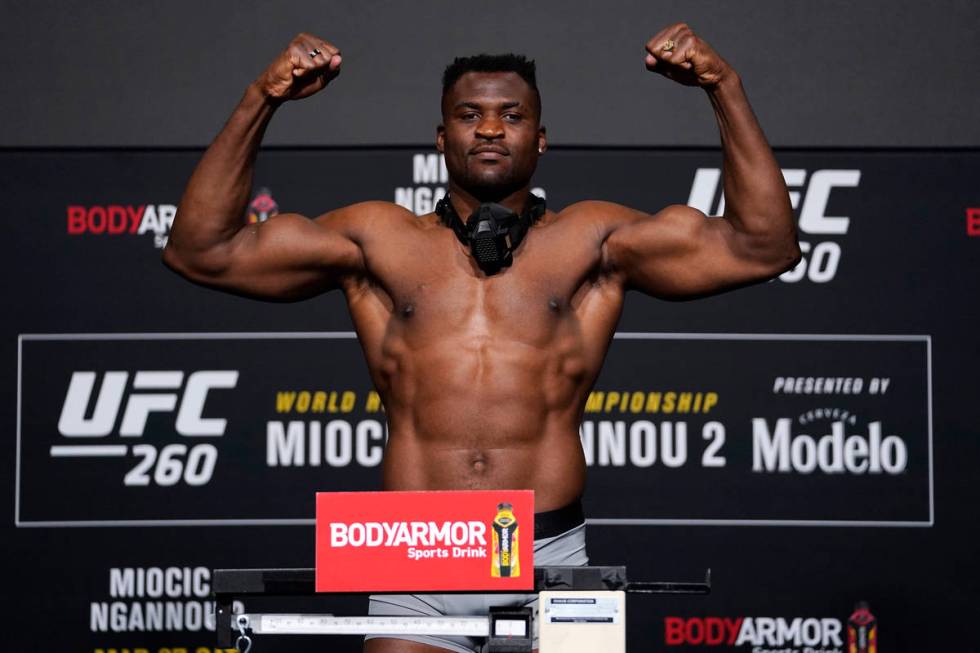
xmin=503 ymin=113 xmax=522 ymax=122
xmin=460 ymin=112 xmax=479 ymax=121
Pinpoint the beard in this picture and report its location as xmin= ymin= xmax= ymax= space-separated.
xmin=453 ymin=157 xmax=534 ymax=203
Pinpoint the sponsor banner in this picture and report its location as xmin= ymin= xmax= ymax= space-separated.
xmin=664 ymin=615 xmax=846 ymax=652
xmin=12 ymin=148 xmax=975 ymax=296
xmin=315 ymin=490 xmax=534 ymax=592
xmin=16 ymin=332 xmax=931 ymax=527
xmin=662 ymin=603 xmax=878 ymax=653
xmin=5 ymin=147 xmax=979 ymax=652
xmin=584 ymin=334 xmax=932 ymax=525
xmin=16 ymin=333 xmax=381 ymax=525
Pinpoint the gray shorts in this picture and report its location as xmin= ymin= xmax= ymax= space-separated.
xmin=366 ymin=522 xmax=588 ymax=653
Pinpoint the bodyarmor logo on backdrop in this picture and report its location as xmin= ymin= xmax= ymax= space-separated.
xmin=664 ymin=614 xmax=845 ymax=651
xmin=54 ymin=370 xmax=238 ymax=487
xmin=688 ymin=168 xmax=859 ymax=283
xmin=66 ymin=204 xmax=178 ymax=249
xmin=64 ymin=187 xmax=277 ymax=249
xmin=967 ymin=208 xmax=980 ymax=237
xmin=394 ymin=153 xmax=546 ymax=214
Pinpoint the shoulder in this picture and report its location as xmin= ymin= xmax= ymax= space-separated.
xmin=549 ymin=200 xmax=648 ymax=246
xmin=603 ymin=203 xmax=711 ymax=271
xmin=556 ymin=200 xmax=645 ymax=228
xmin=312 ymin=201 xmax=419 ymax=237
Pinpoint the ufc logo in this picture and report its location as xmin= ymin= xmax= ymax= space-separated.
xmin=57 ymin=371 xmax=239 ymax=437
xmin=688 ymin=168 xmax=861 ymax=234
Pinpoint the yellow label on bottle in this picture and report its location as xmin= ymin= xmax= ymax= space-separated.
xmin=491 ymin=503 xmax=520 ymax=578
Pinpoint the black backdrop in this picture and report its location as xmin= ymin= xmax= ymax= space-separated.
xmin=3 ymin=146 xmax=978 ymax=652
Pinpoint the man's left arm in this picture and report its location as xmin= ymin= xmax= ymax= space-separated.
xmin=602 ymin=23 xmax=801 ymax=299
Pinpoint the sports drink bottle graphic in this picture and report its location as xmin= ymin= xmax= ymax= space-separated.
xmin=491 ymin=502 xmax=520 ymax=577
xmin=247 ymin=187 xmax=279 ymax=223
xmin=848 ymin=601 xmax=877 ymax=653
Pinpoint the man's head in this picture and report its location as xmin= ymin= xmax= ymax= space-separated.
xmin=437 ymin=54 xmax=546 ymax=203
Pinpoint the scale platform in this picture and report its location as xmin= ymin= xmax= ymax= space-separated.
xmin=213 ymin=566 xmax=711 ymax=651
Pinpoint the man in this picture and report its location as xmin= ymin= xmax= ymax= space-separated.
xmin=164 ymin=23 xmax=800 ymax=653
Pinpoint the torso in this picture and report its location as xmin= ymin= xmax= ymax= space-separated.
xmin=340 ymin=204 xmax=626 ymax=510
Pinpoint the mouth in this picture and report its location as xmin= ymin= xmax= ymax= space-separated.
xmin=470 ymin=145 xmax=509 ymax=160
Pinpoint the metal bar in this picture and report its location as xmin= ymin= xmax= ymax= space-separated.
xmin=212 ymin=566 xmax=630 ymax=596
xmin=216 ymin=598 xmax=232 ymax=647
xmin=243 ymin=614 xmax=490 ymax=637
xmin=626 ymin=568 xmax=712 ymax=595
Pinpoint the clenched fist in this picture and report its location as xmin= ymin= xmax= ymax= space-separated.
xmin=256 ymin=33 xmax=342 ymax=102
xmin=644 ymin=24 xmax=732 ymax=88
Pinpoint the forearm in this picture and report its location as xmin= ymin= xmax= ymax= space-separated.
xmin=708 ymin=75 xmax=796 ymax=248
xmin=165 ymin=83 xmax=278 ymax=269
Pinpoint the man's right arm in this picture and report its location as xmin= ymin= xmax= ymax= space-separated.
xmin=163 ymin=33 xmax=367 ymax=301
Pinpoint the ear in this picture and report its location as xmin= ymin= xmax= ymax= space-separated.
xmin=436 ymin=124 xmax=446 ymax=153
xmin=537 ymin=125 xmax=547 ymax=155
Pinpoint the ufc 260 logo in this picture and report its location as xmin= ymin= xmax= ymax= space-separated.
xmin=56 ymin=370 xmax=238 ymax=487
xmin=689 ymin=168 xmax=860 ymax=284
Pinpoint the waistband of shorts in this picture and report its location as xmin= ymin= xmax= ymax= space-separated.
xmin=534 ymin=498 xmax=584 ymax=539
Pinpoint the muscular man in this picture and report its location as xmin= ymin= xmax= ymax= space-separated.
xmin=164 ymin=23 xmax=799 ymax=653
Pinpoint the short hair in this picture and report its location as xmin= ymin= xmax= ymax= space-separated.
xmin=441 ymin=53 xmax=541 ymax=118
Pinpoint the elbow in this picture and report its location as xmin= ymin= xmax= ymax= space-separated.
xmin=161 ymin=240 xmax=198 ymax=279
xmin=766 ymin=217 xmax=802 ymax=275
xmin=743 ymin=229 xmax=802 ymax=278
xmin=767 ymin=242 xmax=801 ymax=279
xmin=161 ymin=238 xmax=228 ymax=283
xmin=161 ymin=240 xmax=181 ymax=272
xmin=782 ymin=240 xmax=803 ymax=273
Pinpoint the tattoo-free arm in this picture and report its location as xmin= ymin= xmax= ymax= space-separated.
xmin=604 ymin=74 xmax=800 ymax=298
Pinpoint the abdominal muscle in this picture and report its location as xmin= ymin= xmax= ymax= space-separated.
xmin=377 ymin=334 xmax=590 ymax=512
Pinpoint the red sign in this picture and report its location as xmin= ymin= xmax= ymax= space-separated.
xmin=967 ymin=208 xmax=980 ymax=237
xmin=315 ymin=490 xmax=535 ymax=592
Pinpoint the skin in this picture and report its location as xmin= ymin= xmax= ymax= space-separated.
xmin=163 ymin=24 xmax=800 ymax=653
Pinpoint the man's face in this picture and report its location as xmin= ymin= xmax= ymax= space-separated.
xmin=437 ymin=72 xmax=546 ymax=201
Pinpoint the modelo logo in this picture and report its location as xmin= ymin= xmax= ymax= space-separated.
xmin=752 ymin=418 xmax=908 ymax=475
xmin=689 ymin=168 xmax=859 ymax=284
xmin=56 ymin=370 xmax=238 ymax=487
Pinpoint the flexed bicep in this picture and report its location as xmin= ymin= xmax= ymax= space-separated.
xmin=164 ymin=202 xmax=378 ymax=302
xmin=603 ymin=204 xmax=795 ymax=299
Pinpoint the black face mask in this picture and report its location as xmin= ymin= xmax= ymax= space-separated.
xmin=435 ymin=194 xmax=546 ymax=275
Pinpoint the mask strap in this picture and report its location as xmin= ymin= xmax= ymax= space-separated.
xmin=507 ymin=194 xmax=547 ymax=251
xmin=435 ymin=196 xmax=470 ymax=246
xmin=435 ymin=193 xmax=547 ymax=249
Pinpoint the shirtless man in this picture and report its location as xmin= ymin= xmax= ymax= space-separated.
xmin=164 ymin=23 xmax=800 ymax=653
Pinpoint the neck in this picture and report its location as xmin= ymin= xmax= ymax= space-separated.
xmin=446 ymin=181 xmax=531 ymax=218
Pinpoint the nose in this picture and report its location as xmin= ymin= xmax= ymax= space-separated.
xmin=476 ymin=116 xmax=504 ymax=139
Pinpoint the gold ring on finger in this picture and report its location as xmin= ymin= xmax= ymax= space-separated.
xmin=662 ymin=39 xmax=675 ymax=53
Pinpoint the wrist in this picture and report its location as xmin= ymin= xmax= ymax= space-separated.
xmin=246 ymin=79 xmax=284 ymax=109
xmin=705 ymin=69 xmax=742 ymax=96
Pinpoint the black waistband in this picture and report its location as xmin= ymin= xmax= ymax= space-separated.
xmin=534 ymin=499 xmax=584 ymax=539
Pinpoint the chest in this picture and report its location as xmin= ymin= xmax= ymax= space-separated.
xmin=362 ymin=221 xmax=604 ymax=340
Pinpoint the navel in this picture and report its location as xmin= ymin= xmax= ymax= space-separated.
xmin=469 ymin=452 xmax=488 ymax=473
